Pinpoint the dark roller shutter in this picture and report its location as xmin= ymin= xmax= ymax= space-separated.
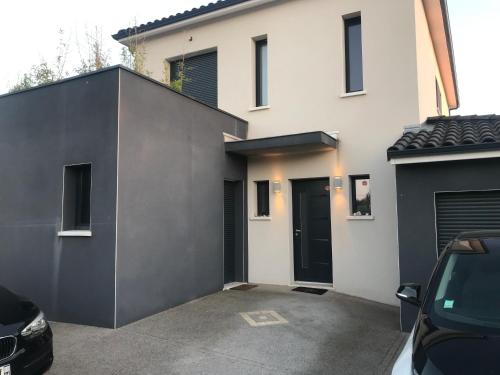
xmin=435 ymin=190 xmax=500 ymax=253
xmin=224 ymin=181 xmax=236 ymax=284
xmin=170 ymin=51 xmax=218 ymax=107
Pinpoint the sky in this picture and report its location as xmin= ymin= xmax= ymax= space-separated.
xmin=0 ymin=0 xmax=498 ymax=115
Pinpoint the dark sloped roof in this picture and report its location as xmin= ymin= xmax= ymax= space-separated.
xmin=387 ymin=115 xmax=500 ymax=159
xmin=113 ymin=0 xmax=253 ymax=41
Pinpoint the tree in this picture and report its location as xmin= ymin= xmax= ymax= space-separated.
xmin=120 ymin=25 xmax=150 ymax=75
xmin=9 ymin=62 xmax=57 ymax=92
xmin=9 ymin=29 xmax=68 ymax=93
xmin=166 ymin=57 xmax=192 ymax=93
xmin=75 ymin=27 xmax=110 ymax=74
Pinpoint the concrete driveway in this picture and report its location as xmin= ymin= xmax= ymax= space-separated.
xmin=48 ymin=285 xmax=406 ymax=375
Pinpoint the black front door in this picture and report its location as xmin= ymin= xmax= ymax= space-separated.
xmin=292 ymin=179 xmax=333 ymax=283
xmin=224 ymin=181 xmax=237 ymax=284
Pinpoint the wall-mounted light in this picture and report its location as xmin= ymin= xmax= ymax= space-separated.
xmin=272 ymin=180 xmax=282 ymax=193
xmin=333 ymin=176 xmax=343 ymax=190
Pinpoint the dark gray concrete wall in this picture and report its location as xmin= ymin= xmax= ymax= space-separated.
xmin=395 ymin=157 xmax=500 ymax=331
xmin=115 ymin=69 xmax=247 ymax=327
xmin=0 ymin=70 xmax=119 ymax=327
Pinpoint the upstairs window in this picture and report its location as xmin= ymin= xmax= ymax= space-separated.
xmin=62 ymin=164 xmax=91 ymax=231
xmin=350 ymin=175 xmax=371 ymax=216
xmin=255 ymin=38 xmax=269 ymax=107
xmin=170 ymin=51 xmax=218 ymax=107
xmin=256 ymin=181 xmax=270 ymax=217
xmin=436 ymin=78 xmax=443 ymax=115
xmin=344 ymin=15 xmax=364 ymax=93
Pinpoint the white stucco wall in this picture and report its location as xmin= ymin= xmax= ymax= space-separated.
xmin=134 ymin=0 xmax=449 ymax=306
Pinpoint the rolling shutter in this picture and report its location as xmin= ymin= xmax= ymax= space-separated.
xmin=224 ymin=181 xmax=236 ymax=284
xmin=170 ymin=51 xmax=218 ymax=108
xmin=435 ymin=190 xmax=500 ymax=253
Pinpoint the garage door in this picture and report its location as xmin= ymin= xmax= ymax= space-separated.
xmin=436 ymin=190 xmax=500 ymax=253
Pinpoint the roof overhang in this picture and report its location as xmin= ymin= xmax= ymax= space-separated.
xmin=422 ymin=0 xmax=459 ymax=109
xmin=225 ymin=131 xmax=337 ymax=156
xmin=114 ymin=0 xmax=277 ymax=43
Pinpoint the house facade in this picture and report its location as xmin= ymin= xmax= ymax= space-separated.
xmin=114 ymin=0 xmax=458 ymax=307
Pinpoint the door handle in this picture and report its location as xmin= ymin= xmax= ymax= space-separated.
xmin=294 ymin=229 xmax=301 ymax=237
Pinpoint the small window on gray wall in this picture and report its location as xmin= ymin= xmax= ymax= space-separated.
xmin=350 ymin=175 xmax=371 ymax=216
xmin=256 ymin=38 xmax=269 ymax=107
xmin=345 ymin=15 xmax=363 ymax=93
xmin=63 ymin=164 xmax=91 ymax=230
xmin=256 ymin=181 xmax=270 ymax=217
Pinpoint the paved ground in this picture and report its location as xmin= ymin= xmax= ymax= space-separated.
xmin=48 ymin=285 xmax=407 ymax=375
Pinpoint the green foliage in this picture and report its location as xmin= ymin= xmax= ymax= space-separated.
xmin=75 ymin=27 xmax=110 ymax=74
xmin=120 ymin=25 xmax=151 ymax=76
xmin=169 ymin=59 xmax=191 ymax=93
xmin=9 ymin=62 xmax=57 ymax=92
xmin=9 ymin=27 xmax=112 ymax=93
xmin=9 ymin=29 xmax=68 ymax=93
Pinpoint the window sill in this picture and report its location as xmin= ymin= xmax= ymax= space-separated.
xmin=249 ymin=216 xmax=272 ymax=221
xmin=248 ymin=105 xmax=271 ymax=112
xmin=57 ymin=230 xmax=92 ymax=237
xmin=339 ymin=90 xmax=367 ymax=98
xmin=346 ymin=215 xmax=374 ymax=221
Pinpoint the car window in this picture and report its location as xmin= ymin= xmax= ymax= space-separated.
xmin=428 ymin=238 xmax=500 ymax=333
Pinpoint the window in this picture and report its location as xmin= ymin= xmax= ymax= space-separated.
xmin=256 ymin=181 xmax=270 ymax=217
xmin=344 ymin=15 xmax=363 ymax=93
xmin=427 ymin=242 xmax=500 ymax=334
xmin=169 ymin=51 xmax=218 ymax=107
xmin=436 ymin=78 xmax=442 ymax=115
xmin=350 ymin=175 xmax=371 ymax=216
xmin=255 ymin=38 xmax=269 ymax=107
xmin=62 ymin=164 xmax=91 ymax=231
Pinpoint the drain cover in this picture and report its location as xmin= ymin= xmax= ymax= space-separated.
xmin=240 ymin=311 xmax=288 ymax=327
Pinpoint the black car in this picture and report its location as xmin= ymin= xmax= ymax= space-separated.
xmin=393 ymin=230 xmax=500 ymax=375
xmin=0 ymin=286 xmax=53 ymax=375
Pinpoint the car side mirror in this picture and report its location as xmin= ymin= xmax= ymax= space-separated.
xmin=396 ymin=283 xmax=421 ymax=307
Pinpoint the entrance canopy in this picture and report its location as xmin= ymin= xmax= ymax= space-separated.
xmin=225 ymin=131 xmax=337 ymax=156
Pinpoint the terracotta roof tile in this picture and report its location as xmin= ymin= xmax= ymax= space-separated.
xmin=113 ymin=0 xmax=253 ymax=40
xmin=388 ymin=115 xmax=500 ymax=159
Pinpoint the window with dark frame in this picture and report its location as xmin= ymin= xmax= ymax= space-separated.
xmin=256 ymin=181 xmax=270 ymax=217
xmin=436 ymin=78 xmax=442 ymax=115
xmin=255 ymin=38 xmax=269 ymax=107
xmin=63 ymin=164 xmax=91 ymax=231
xmin=344 ymin=15 xmax=363 ymax=93
xmin=350 ymin=175 xmax=371 ymax=216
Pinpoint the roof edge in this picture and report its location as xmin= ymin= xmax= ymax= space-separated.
xmin=439 ymin=0 xmax=460 ymax=110
xmin=0 ymin=65 xmax=248 ymax=124
xmin=113 ymin=0 xmax=277 ymax=42
xmin=422 ymin=0 xmax=459 ymax=110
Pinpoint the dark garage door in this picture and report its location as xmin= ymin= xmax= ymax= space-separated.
xmin=170 ymin=51 xmax=218 ymax=108
xmin=224 ymin=181 xmax=236 ymax=284
xmin=436 ymin=190 xmax=500 ymax=253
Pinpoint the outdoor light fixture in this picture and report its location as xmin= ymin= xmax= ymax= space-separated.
xmin=272 ymin=180 xmax=282 ymax=193
xmin=333 ymin=176 xmax=343 ymax=190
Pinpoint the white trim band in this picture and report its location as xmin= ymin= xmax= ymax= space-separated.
xmin=57 ymin=230 xmax=92 ymax=237
xmin=390 ymin=150 xmax=500 ymax=165
xmin=339 ymin=90 xmax=367 ymax=98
